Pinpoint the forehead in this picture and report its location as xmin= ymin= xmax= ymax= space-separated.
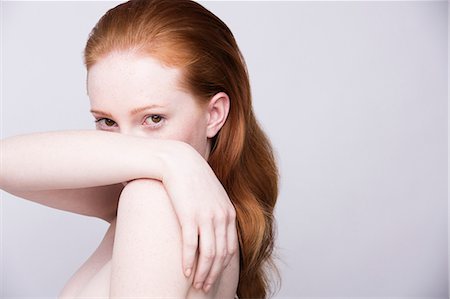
xmin=87 ymin=51 xmax=185 ymax=107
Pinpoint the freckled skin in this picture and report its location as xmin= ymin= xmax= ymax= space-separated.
xmin=87 ymin=51 xmax=211 ymax=158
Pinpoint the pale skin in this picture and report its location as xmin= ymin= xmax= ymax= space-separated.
xmin=0 ymin=51 xmax=239 ymax=297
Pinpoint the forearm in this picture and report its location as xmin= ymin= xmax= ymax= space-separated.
xmin=0 ymin=130 xmax=183 ymax=192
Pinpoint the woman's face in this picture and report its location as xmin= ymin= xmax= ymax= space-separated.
xmin=87 ymin=51 xmax=211 ymax=159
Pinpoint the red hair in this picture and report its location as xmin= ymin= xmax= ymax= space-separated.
xmin=84 ymin=1 xmax=280 ymax=297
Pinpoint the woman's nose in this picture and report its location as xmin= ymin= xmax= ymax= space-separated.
xmin=119 ymin=126 xmax=148 ymax=138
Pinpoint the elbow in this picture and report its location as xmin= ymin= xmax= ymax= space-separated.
xmin=0 ymin=166 xmax=18 ymax=193
xmin=0 ymin=138 xmax=16 ymax=192
xmin=0 ymin=139 xmax=5 ymax=190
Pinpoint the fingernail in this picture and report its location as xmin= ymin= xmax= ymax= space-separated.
xmin=185 ymin=268 xmax=192 ymax=277
xmin=204 ymin=284 xmax=211 ymax=292
xmin=195 ymin=282 xmax=203 ymax=289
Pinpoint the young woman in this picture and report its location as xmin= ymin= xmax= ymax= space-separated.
xmin=1 ymin=0 xmax=279 ymax=298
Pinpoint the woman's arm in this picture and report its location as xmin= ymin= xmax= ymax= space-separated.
xmin=109 ymin=178 xmax=200 ymax=297
xmin=0 ymin=129 xmax=238 ymax=289
xmin=5 ymin=184 xmax=123 ymax=223
xmin=0 ymin=130 xmax=167 ymax=223
xmin=0 ymin=130 xmax=167 ymax=191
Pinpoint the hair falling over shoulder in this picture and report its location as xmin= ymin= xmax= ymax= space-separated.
xmin=84 ymin=0 xmax=280 ymax=297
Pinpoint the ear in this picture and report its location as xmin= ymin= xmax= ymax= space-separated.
xmin=206 ymin=92 xmax=230 ymax=138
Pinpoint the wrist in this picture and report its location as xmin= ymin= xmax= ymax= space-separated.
xmin=158 ymin=139 xmax=193 ymax=183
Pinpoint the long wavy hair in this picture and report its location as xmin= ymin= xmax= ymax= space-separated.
xmin=83 ymin=0 xmax=280 ymax=297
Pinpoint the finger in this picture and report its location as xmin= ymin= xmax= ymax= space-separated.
xmin=203 ymin=220 xmax=227 ymax=293
xmin=182 ymin=223 xmax=198 ymax=278
xmin=193 ymin=219 xmax=215 ymax=290
xmin=224 ymin=213 xmax=238 ymax=268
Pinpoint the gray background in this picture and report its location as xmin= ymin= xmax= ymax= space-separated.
xmin=1 ymin=1 xmax=448 ymax=298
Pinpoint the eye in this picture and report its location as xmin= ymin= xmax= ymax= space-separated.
xmin=95 ymin=118 xmax=117 ymax=127
xmin=147 ymin=115 xmax=162 ymax=123
xmin=143 ymin=114 xmax=165 ymax=128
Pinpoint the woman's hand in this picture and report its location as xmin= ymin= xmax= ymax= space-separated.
xmin=160 ymin=141 xmax=238 ymax=292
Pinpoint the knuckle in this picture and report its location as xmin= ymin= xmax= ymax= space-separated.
xmin=228 ymin=245 xmax=238 ymax=256
xmin=228 ymin=208 xmax=236 ymax=220
xmin=194 ymin=279 xmax=204 ymax=285
xmin=219 ymin=248 xmax=228 ymax=259
xmin=215 ymin=228 xmax=227 ymax=239
xmin=195 ymin=271 xmax=207 ymax=282
xmin=184 ymin=242 xmax=197 ymax=250
xmin=205 ymin=274 xmax=218 ymax=285
xmin=219 ymin=253 xmax=227 ymax=262
xmin=199 ymin=213 xmax=213 ymax=224
xmin=203 ymin=250 xmax=215 ymax=261
xmin=203 ymin=254 xmax=214 ymax=262
xmin=215 ymin=212 xmax=227 ymax=223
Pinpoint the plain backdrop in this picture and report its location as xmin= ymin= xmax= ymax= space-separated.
xmin=1 ymin=1 xmax=448 ymax=298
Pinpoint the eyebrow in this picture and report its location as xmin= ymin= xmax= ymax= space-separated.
xmin=90 ymin=104 xmax=165 ymax=118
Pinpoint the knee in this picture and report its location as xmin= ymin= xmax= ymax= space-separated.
xmin=120 ymin=178 xmax=164 ymax=196
xmin=116 ymin=178 xmax=180 ymax=235
xmin=118 ymin=178 xmax=171 ymax=214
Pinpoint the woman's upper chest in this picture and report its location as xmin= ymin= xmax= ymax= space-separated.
xmin=58 ymin=219 xmax=116 ymax=298
xmin=58 ymin=216 xmax=238 ymax=299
